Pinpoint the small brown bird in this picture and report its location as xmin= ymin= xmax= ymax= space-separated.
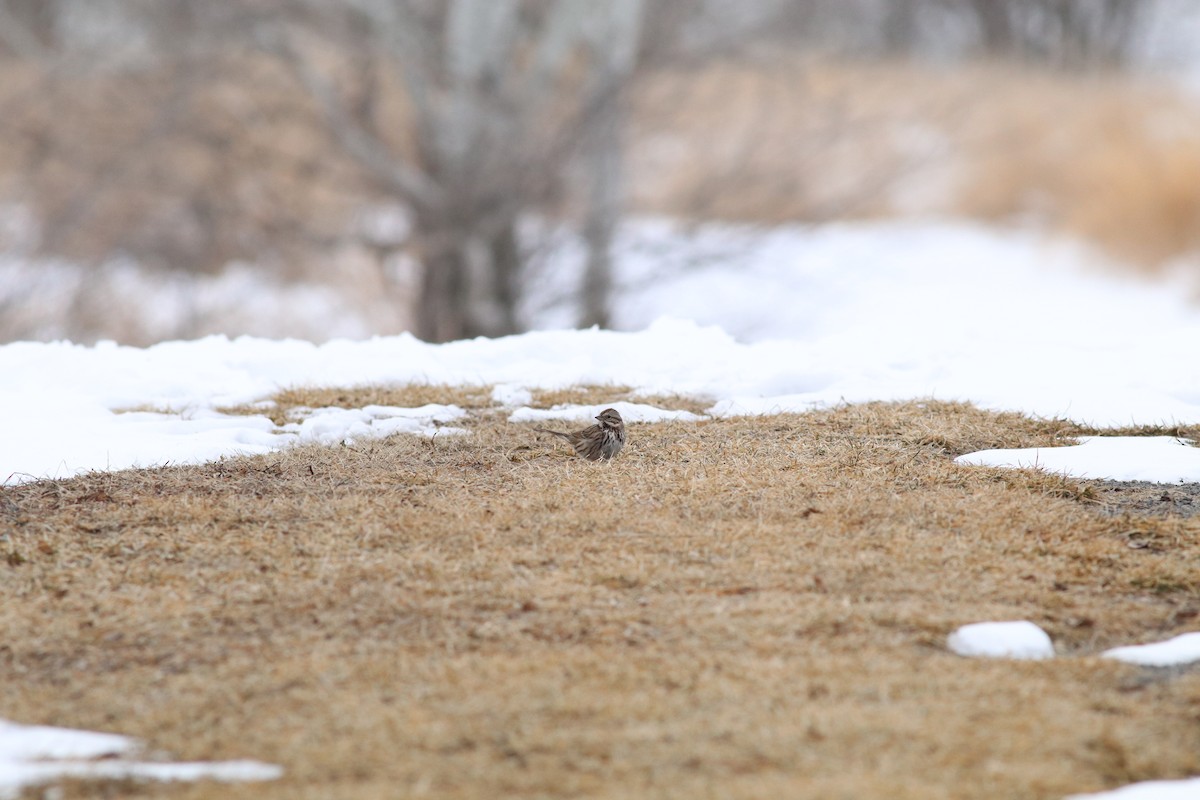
xmin=534 ymin=408 xmax=626 ymax=461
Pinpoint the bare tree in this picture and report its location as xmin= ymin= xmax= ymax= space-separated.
xmin=0 ymin=0 xmax=644 ymax=343
xmin=578 ymin=2 xmax=641 ymax=329
xmin=3 ymin=0 xmax=1164 ymax=346
xmin=257 ymin=0 xmax=644 ymax=341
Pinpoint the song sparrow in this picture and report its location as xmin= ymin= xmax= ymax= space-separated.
xmin=534 ymin=408 xmax=626 ymax=461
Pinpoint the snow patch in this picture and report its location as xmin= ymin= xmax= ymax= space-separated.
xmin=282 ymin=404 xmax=468 ymax=445
xmin=947 ymin=621 xmax=1055 ymax=660
xmin=956 ymin=437 xmax=1200 ymax=484
xmin=0 ymin=719 xmax=281 ymax=799
xmin=1063 ymin=777 xmax=1200 ymax=800
xmin=707 ymin=395 xmax=824 ymax=417
xmin=509 ymin=401 xmax=705 ymax=424
xmin=1101 ymin=632 xmax=1200 ymax=667
xmin=491 ymin=384 xmax=533 ymax=407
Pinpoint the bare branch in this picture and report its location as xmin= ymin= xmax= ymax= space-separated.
xmin=342 ymin=0 xmax=438 ymax=142
xmin=518 ymin=0 xmax=593 ymax=118
xmin=255 ymin=20 xmax=444 ymax=209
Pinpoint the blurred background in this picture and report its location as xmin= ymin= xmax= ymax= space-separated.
xmin=1 ymin=0 xmax=1198 ymax=345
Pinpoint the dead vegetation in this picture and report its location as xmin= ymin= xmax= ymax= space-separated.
xmin=2 ymin=397 xmax=1199 ymax=799
xmin=633 ymin=59 xmax=1200 ymax=268
xmin=248 ymin=384 xmax=497 ymax=426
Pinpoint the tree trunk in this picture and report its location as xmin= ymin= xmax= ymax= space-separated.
xmin=274 ymin=1 xmax=645 ymax=342
xmin=881 ymin=0 xmax=920 ymax=56
xmin=416 ymin=236 xmax=466 ymax=343
xmin=970 ymin=0 xmax=1016 ymax=56
xmin=415 ymin=218 xmax=522 ymax=342
xmin=580 ymin=113 xmax=618 ymax=329
xmin=489 ymin=220 xmax=521 ymax=336
xmin=577 ymin=0 xmax=643 ymax=329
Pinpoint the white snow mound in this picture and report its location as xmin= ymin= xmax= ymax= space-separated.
xmin=947 ymin=621 xmax=1055 ymax=660
xmin=1101 ymin=632 xmax=1200 ymax=667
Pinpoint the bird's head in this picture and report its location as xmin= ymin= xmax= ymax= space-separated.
xmin=596 ymin=408 xmax=623 ymax=428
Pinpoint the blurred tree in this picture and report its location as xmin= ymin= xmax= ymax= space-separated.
xmin=258 ymin=0 xmax=643 ymax=340
xmin=0 ymin=0 xmax=60 ymax=58
xmin=962 ymin=0 xmax=1148 ymax=68
xmin=0 ymin=0 xmax=643 ymax=343
xmin=0 ymin=0 xmax=1168 ymax=345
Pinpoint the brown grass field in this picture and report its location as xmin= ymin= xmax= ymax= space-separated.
xmin=2 ymin=391 xmax=1199 ymax=799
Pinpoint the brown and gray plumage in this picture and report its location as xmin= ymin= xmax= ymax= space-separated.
xmin=534 ymin=408 xmax=626 ymax=461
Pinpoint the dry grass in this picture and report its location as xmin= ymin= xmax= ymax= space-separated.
xmin=632 ymin=58 xmax=1200 ymax=268
xmin=3 ymin=397 xmax=1199 ymax=799
xmin=951 ymin=67 xmax=1200 ymax=268
xmin=630 ymin=58 xmax=926 ymax=223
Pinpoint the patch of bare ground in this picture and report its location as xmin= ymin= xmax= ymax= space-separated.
xmin=2 ymin=399 xmax=1199 ymax=799
xmin=1089 ymin=481 xmax=1200 ymax=520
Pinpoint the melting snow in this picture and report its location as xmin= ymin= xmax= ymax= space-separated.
xmin=0 ymin=719 xmax=281 ymax=799
xmin=956 ymin=437 xmax=1200 ymax=484
xmin=1102 ymin=632 xmax=1200 ymax=667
